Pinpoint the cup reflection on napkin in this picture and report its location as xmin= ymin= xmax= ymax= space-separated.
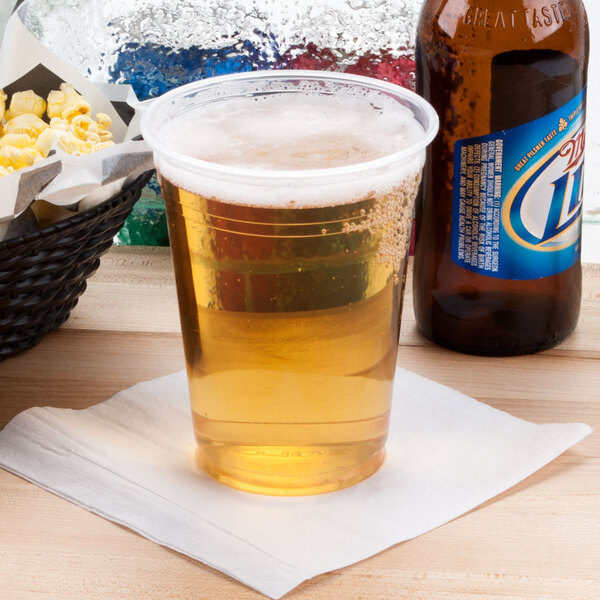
xmin=0 ymin=368 xmax=591 ymax=598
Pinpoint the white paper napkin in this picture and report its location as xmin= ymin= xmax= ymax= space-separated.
xmin=0 ymin=369 xmax=591 ymax=598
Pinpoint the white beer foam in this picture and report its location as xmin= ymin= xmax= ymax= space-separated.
xmin=156 ymin=92 xmax=425 ymax=208
xmin=162 ymin=93 xmax=422 ymax=169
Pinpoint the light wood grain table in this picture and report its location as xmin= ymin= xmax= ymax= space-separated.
xmin=1 ymin=247 xmax=599 ymax=600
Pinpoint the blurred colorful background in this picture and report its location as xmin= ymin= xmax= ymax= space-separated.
xmin=1 ymin=0 xmax=598 ymax=259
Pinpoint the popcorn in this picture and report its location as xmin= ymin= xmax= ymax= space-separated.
xmin=0 ymin=85 xmax=115 ymax=177
xmin=3 ymin=113 xmax=48 ymax=137
xmin=62 ymin=103 xmax=92 ymax=122
xmin=0 ymin=145 xmax=39 ymax=169
xmin=0 ymin=133 xmax=36 ymax=149
xmin=57 ymin=83 xmax=92 ymax=121
xmin=47 ymin=84 xmax=91 ymax=121
xmin=80 ymin=129 xmax=102 ymax=144
xmin=47 ymin=90 xmax=66 ymax=119
xmin=95 ymin=113 xmax=112 ymax=130
xmin=35 ymin=128 xmax=58 ymax=157
xmin=0 ymin=90 xmax=6 ymax=123
xmin=49 ymin=117 xmax=68 ymax=131
xmin=57 ymin=134 xmax=94 ymax=155
xmin=71 ymin=114 xmax=99 ymax=134
xmin=4 ymin=90 xmax=46 ymax=120
xmin=99 ymin=129 xmax=114 ymax=142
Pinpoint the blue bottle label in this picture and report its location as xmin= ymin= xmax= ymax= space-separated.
xmin=451 ymin=87 xmax=586 ymax=280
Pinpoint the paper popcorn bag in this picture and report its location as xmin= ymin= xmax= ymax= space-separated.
xmin=0 ymin=1 xmax=153 ymax=240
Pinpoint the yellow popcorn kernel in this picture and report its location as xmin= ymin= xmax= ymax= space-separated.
xmin=0 ymin=151 xmax=11 ymax=168
xmin=35 ymin=128 xmax=60 ymax=157
xmin=57 ymin=133 xmax=94 ymax=155
xmin=0 ymin=89 xmax=7 ymax=121
xmin=0 ymin=164 xmax=14 ymax=178
xmin=5 ymin=90 xmax=46 ymax=121
xmin=0 ymin=133 xmax=35 ymax=149
xmin=59 ymin=82 xmax=79 ymax=101
xmin=0 ymin=145 xmax=38 ymax=169
xmin=71 ymin=114 xmax=97 ymax=131
xmin=99 ymin=129 xmax=114 ymax=142
xmin=62 ymin=101 xmax=92 ymax=122
xmin=47 ymin=90 xmax=66 ymax=118
xmin=84 ymin=131 xmax=101 ymax=144
xmin=3 ymin=113 xmax=48 ymax=137
xmin=0 ymin=84 xmax=116 ymax=172
xmin=59 ymin=83 xmax=91 ymax=121
xmin=92 ymin=140 xmax=115 ymax=152
xmin=95 ymin=113 xmax=112 ymax=130
xmin=70 ymin=124 xmax=89 ymax=141
xmin=69 ymin=124 xmax=98 ymax=143
xmin=49 ymin=117 xmax=68 ymax=131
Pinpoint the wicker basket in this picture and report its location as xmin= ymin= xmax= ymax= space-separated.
xmin=0 ymin=171 xmax=154 ymax=360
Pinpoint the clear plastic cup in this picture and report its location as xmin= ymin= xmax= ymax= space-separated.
xmin=142 ymin=71 xmax=438 ymax=495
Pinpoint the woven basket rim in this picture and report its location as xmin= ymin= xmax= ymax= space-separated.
xmin=0 ymin=170 xmax=156 ymax=251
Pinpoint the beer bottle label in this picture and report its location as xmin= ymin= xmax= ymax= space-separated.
xmin=451 ymin=87 xmax=586 ymax=280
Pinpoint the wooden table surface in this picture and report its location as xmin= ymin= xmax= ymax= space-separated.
xmin=1 ymin=247 xmax=599 ymax=600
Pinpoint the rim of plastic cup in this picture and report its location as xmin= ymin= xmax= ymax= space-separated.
xmin=141 ymin=70 xmax=439 ymax=185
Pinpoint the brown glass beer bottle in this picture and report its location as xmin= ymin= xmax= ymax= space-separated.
xmin=413 ymin=0 xmax=589 ymax=355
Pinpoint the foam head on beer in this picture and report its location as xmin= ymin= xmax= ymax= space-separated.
xmin=153 ymin=84 xmax=426 ymax=207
